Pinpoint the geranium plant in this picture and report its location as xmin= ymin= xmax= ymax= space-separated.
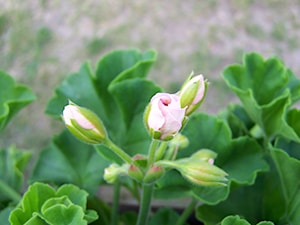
xmin=0 ymin=49 xmax=299 ymax=225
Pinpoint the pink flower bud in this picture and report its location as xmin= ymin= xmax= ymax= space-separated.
xmin=62 ymin=103 xmax=107 ymax=144
xmin=179 ymin=74 xmax=207 ymax=115
xmin=145 ymin=93 xmax=186 ymax=140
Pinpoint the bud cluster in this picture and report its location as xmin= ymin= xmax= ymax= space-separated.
xmin=144 ymin=74 xmax=207 ymax=141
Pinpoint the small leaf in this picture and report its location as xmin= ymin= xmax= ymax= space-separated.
xmin=9 ymin=183 xmax=55 ymax=225
xmin=221 ymin=215 xmax=250 ymax=225
xmin=42 ymin=204 xmax=87 ymax=225
xmin=0 ymin=71 xmax=36 ymax=131
xmin=56 ymin=184 xmax=89 ymax=209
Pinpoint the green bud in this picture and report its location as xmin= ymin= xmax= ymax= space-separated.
xmin=104 ymin=164 xmax=128 ymax=184
xmin=128 ymin=165 xmax=144 ymax=183
xmin=132 ymin=154 xmax=148 ymax=170
xmin=179 ymin=74 xmax=208 ymax=116
xmin=62 ymin=102 xmax=107 ymax=144
xmin=191 ymin=149 xmax=217 ymax=164
xmin=143 ymin=166 xmax=165 ymax=184
xmin=157 ymin=158 xmax=227 ymax=187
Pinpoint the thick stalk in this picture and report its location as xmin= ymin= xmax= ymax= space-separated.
xmin=175 ymin=198 xmax=197 ymax=225
xmin=104 ymin=138 xmax=133 ymax=164
xmin=136 ymin=183 xmax=154 ymax=225
xmin=110 ymin=179 xmax=121 ymax=225
xmin=0 ymin=180 xmax=21 ymax=203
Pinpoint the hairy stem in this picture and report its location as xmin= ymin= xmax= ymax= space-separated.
xmin=104 ymin=138 xmax=133 ymax=164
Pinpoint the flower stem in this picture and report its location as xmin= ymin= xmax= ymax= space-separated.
xmin=155 ymin=141 xmax=168 ymax=161
xmin=0 ymin=180 xmax=21 ymax=203
xmin=104 ymin=138 xmax=133 ymax=164
xmin=110 ymin=179 xmax=121 ymax=225
xmin=148 ymin=139 xmax=160 ymax=167
xmin=175 ymin=198 xmax=197 ymax=225
xmin=136 ymin=183 xmax=154 ymax=225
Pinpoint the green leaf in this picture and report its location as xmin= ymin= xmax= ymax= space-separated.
xmin=270 ymin=148 xmax=300 ymax=223
xmin=9 ymin=183 xmax=56 ymax=225
xmin=196 ymin=176 xmax=266 ymax=225
xmin=221 ymin=215 xmax=274 ymax=225
xmin=0 ymin=146 xmax=31 ymax=203
xmin=56 ymin=184 xmax=88 ymax=210
xmin=219 ymin=104 xmax=254 ymax=138
xmin=221 ymin=215 xmax=250 ymax=225
xmin=0 ymin=71 xmax=36 ymax=131
xmin=42 ymin=204 xmax=87 ymax=225
xmin=222 ymin=53 xmax=300 ymax=141
xmin=9 ymin=182 xmax=97 ymax=225
xmin=220 ymin=137 xmax=269 ymax=184
xmin=30 ymin=130 xmax=110 ymax=195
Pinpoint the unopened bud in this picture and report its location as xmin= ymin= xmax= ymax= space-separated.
xmin=143 ymin=165 xmax=165 ymax=184
xmin=62 ymin=102 xmax=107 ymax=144
xmin=179 ymin=74 xmax=207 ymax=116
xmin=156 ymin=158 xmax=227 ymax=187
xmin=104 ymin=164 xmax=128 ymax=184
xmin=128 ymin=165 xmax=144 ymax=182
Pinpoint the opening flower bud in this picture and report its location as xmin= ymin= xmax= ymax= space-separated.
xmin=144 ymin=93 xmax=186 ymax=140
xmin=62 ymin=103 xmax=107 ymax=144
xmin=179 ymin=74 xmax=207 ymax=116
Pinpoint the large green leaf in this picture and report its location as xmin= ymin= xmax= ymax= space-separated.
xmin=196 ymin=175 xmax=266 ymax=225
xmin=0 ymin=146 xmax=31 ymax=204
xmin=30 ymin=130 xmax=110 ymax=195
xmin=270 ymin=148 xmax=300 ymax=224
xmin=222 ymin=53 xmax=300 ymax=141
xmin=46 ymin=49 xmax=159 ymax=162
xmin=9 ymin=182 xmax=97 ymax=225
xmin=155 ymin=113 xmax=268 ymax=204
xmin=0 ymin=71 xmax=36 ymax=132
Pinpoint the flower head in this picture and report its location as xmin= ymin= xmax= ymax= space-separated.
xmin=144 ymin=93 xmax=186 ymax=140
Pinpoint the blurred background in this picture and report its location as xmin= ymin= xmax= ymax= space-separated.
xmin=0 ymin=0 xmax=300 ymax=150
